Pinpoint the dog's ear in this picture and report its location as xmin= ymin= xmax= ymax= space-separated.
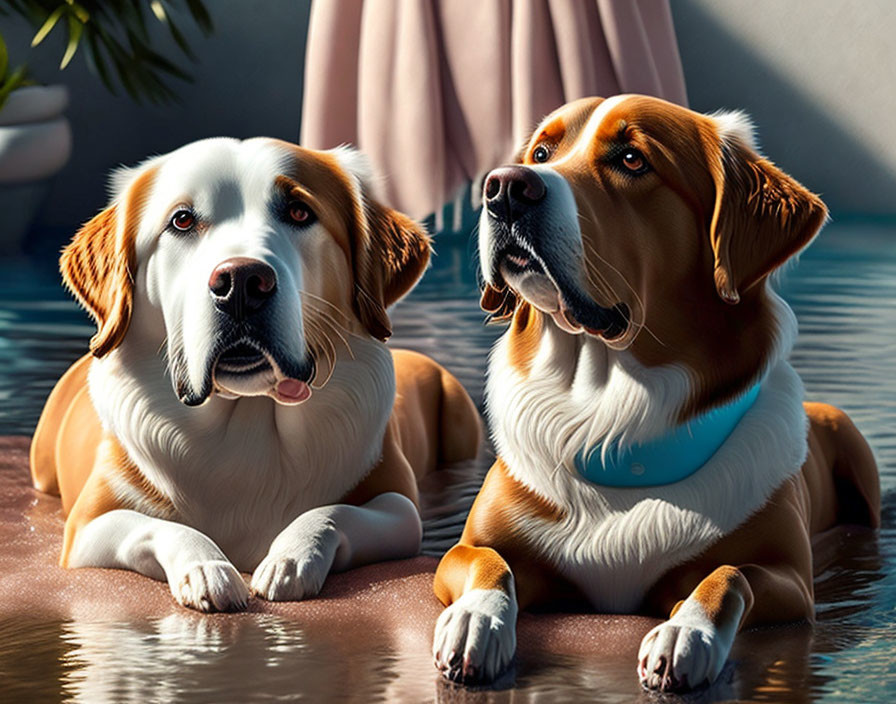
xmin=332 ymin=148 xmax=431 ymax=341
xmin=704 ymin=112 xmax=828 ymax=304
xmin=353 ymin=198 xmax=432 ymax=340
xmin=60 ymin=166 xmax=156 ymax=357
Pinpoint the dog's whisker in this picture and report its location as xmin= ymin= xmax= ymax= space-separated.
xmin=301 ymin=318 xmax=334 ymax=389
xmin=579 ymin=238 xmax=667 ymax=348
xmin=302 ymin=304 xmax=350 ymax=383
xmin=300 ymin=290 xmax=352 ymax=323
xmin=303 ymin=301 xmax=354 ymax=360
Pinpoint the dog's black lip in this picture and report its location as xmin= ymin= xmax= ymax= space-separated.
xmin=586 ymin=303 xmax=630 ymax=340
xmin=214 ymin=341 xmax=271 ymax=375
xmin=490 ymin=232 xmax=631 ymax=339
xmin=559 ymin=286 xmax=631 ymax=340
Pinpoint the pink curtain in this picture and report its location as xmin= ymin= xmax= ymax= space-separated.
xmin=301 ymin=0 xmax=688 ymax=223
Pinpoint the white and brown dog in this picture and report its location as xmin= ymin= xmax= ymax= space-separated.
xmin=432 ymin=95 xmax=880 ymax=691
xmin=31 ymin=137 xmax=481 ymax=612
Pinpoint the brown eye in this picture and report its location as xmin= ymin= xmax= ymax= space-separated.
xmin=171 ymin=208 xmax=195 ymax=231
xmin=620 ymin=148 xmax=648 ymax=174
xmin=289 ymin=201 xmax=314 ymax=224
xmin=532 ymin=145 xmax=551 ymax=163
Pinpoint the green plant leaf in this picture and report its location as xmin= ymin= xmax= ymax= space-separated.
xmin=165 ymin=15 xmax=197 ymax=62
xmin=0 ymin=65 xmax=29 ymax=112
xmin=60 ymin=13 xmax=84 ymax=69
xmin=66 ymin=0 xmax=90 ymax=24
xmin=142 ymin=48 xmax=191 ymax=81
xmin=150 ymin=0 xmax=166 ymax=22
xmin=0 ymin=30 xmax=9 ymax=81
xmin=185 ymin=0 xmax=213 ymax=34
xmin=10 ymin=0 xmax=212 ymax=105
xmin=85 ymin=30 xmax=116 ymax=94
xmin=31 ymin=5 xmax=66 ymax=47
xmin=120 ymin=0 xmax=150 ymax=42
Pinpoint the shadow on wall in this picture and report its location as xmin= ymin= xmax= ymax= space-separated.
xmin=671 ymin=1 xmax=896 ymax=218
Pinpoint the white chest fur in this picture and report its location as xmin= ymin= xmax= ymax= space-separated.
xmin=487 ymin=320 xmax=808 ymax=612
xmin=88 ymin=337 xmax=395 ymax=571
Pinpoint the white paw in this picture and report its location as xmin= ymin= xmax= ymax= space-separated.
xmin=638 ymin=620 xmax=727 ymax=692
xmin=433 ymin=588 xmax=517 ymax=684
xmin=170 ymin=560 xmax=249 ymax=613
xmin=250 ymin=520 xmax=340 ymax=601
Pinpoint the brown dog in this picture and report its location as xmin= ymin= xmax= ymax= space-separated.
xmin=432 ymin=95 xmax=879 ymax=691
xmin=31 ymin=138 xmax=481 ymax=612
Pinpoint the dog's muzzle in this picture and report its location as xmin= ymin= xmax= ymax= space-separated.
xmin=481 ymin=165 xmax=629 ymax=340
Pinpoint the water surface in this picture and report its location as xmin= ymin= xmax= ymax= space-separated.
xmin=0 ymin=223 xmax=893 ymax=702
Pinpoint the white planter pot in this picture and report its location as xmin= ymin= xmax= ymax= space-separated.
xmin=0 ymin=85 xmax=72 ymax=253
xmin=0 ymin=117 xmax=72 ymax=183
xmin=0 ymin=85 xmax=69 ymax=126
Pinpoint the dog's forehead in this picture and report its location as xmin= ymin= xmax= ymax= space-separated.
xmin=532 ymin=96 xmax=608 ymax=143
xmin=529 ymin=95 xmax=709 ymax=168
xmin=150 ymin=138 xmax=298 ymax=200
xmin=525 ymin=95 xmax=638 ymax=162
xmin=571 ymin=95 xmax=683 ymax=149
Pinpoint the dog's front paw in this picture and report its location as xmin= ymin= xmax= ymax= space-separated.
xmin=250 ymin=520 xmax=340 ymax=601
xmin=638 ymin=620 xmax=728 ymax=692
xmin=171 ymin=560 xmax=249 ymax=612
xmin=433 ymin=588 xmax=517 ymax=684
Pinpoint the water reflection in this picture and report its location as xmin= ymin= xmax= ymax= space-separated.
xmin=56 ymin=613 xmax=435 ymax=703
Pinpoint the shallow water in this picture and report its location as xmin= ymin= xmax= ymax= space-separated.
xmin=0 ymin=222 xmax=894 ymax=702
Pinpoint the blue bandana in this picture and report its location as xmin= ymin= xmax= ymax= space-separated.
xmin=575 ymin=383 xmax=762 ymax=488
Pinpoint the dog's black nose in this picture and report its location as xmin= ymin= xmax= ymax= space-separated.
xmin=484 ymin=166 xmax=546 ymax=222
xmin=209 ymin=257 xmax=277 ymax=319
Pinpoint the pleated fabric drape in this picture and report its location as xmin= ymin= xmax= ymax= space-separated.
xmin=301 ymin=0 xmax=688 ymax=222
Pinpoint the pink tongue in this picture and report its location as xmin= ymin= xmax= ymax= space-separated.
xmin=274 ymin=379 xmax=311 ymax=404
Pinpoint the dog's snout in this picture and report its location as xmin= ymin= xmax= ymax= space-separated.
xmin=484 ymin=166 xmax=546 ymax=222
xmin=208 ymin=257 xmax=277 ymax=319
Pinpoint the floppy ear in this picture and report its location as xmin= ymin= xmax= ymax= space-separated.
xmin=352 ymin=197 xmax=432 ymax=341
xmin=705 ymin=113 xmax=828 ymax=304
xmin=329 ymin=146 xmax=430 ymax=340
xmin=60 ymin=166 xmax=156 ymax=357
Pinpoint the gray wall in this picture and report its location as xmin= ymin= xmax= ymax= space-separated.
xmin=671 ymin=0 xmax=896 ymax=218
xmin=3 ymin=0 xmax=310 ymax=242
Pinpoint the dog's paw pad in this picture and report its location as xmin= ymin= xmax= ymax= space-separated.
xmin=173 ymin=560 xmax=249 ymax=613
xmin=433 ymin=588 xmax=517 ymax=685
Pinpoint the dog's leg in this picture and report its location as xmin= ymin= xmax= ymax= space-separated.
xmin=432 ymin=544 xmax=519 ymax=684
xmin=250 ymin=491 xmax=422 ymax=601
xmin=639 ymin=565 xmax=754 ymax=691
xmin=641 ymin=477 xmax=818 ymax=692
xmin=62 ymin=440 xmax=248 ymax=612
xmin=68 ymin=509 xmax=249 ymax=612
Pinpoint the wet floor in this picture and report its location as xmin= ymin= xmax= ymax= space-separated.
xmin=0 ymin=222 xmax=894 ymax=702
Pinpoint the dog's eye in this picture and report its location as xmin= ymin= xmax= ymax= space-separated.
xmin=288 ymin=200 xmax=315 ymax=225
xmin=532 ymin=145 xmax=551 ymax=163
xmin=170 ymin=209 xmax=195 ymax=232
xmin=618 ymin=148 xmax=649 ymax=175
